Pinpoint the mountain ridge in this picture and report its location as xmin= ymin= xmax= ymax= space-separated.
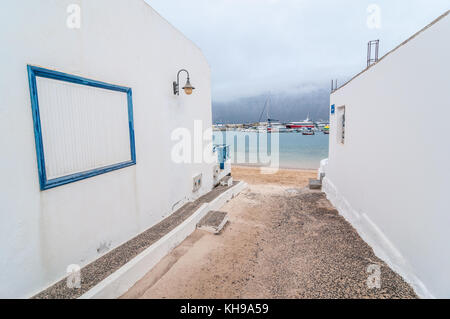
xmin=212 ymin=88 xmax=330 ymax=124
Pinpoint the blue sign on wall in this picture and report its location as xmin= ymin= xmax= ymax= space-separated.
xmin=331 ymin=104 xmax=335 ymax=114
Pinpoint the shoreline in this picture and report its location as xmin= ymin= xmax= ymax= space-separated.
xmin=231 ymin=164 xmax=318 ymax=172
xmin=231 ymin=165 xmax=317 ymax=187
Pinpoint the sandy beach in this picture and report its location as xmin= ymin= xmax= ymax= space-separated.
xmin=122 ymin=165 xmax=416 ymax=299
xmin=231 ymin=165 xmax=317 ymax=186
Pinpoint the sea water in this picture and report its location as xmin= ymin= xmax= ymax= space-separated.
xmin=213 ymin=131 xmax=329 ymax=170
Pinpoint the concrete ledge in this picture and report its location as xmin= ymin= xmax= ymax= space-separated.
xmin=220 ymin=175 xmax=233 ymax=187
xmin=79 ymin=181 xmax=247 ymax=299
xmin=209 ymin=181 xmax=246 ymax=211
xmin=309 ymin=179 xmax=322 ymax=190
xmin=197 ymin=211 xmax=229 ymax=234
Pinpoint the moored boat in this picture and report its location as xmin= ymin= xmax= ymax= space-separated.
xmin=286 ymin=115 xmax=315 ymax=129
xmin=302 ymin=129 xmax=315 ymax=135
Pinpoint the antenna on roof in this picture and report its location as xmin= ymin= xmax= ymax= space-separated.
xmin=331 ymin=79 xmax=338 ymax=93
xmin=367 ymin=40 xmax=380 ymax=67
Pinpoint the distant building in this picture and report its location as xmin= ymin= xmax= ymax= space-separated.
xmin=322 ymin=11 xmax=450 ymax=298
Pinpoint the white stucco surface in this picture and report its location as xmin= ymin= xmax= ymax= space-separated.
xmin=0 ymin=0 xmax=214 ymax=298
xmin=326 ymin=12 xmax=450 ymax=298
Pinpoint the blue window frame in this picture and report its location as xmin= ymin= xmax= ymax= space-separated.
xmin=27 ymin=65 xmax=136 ymax=190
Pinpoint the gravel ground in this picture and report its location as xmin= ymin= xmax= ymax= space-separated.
xmin=123 ymin=167 xmax=417 ymax=299
xmin=32 ymin=183 xmax=236 ymax=299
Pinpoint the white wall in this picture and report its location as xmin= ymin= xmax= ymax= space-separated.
xmin=325 ymin=12 xmax=450 ymax=298
xmin=0 ymin=0 xmax=214 ymax=298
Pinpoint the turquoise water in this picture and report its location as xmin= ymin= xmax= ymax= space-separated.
xmin=213 ymin=131 xmax=329 ymax=169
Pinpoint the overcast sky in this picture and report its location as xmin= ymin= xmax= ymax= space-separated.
xmin=146 ymin=0 xmax=449 ymax=102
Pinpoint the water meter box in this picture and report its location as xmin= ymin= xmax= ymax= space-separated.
xmin=213 ymin=144 xmax=230 ymax=170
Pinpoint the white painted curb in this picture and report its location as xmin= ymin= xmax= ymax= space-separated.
xmin=79 ymin=181 xmax=247 ymax=299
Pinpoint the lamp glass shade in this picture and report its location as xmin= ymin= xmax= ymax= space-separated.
xmin=182 ymin=78 xmax=195 ymax=95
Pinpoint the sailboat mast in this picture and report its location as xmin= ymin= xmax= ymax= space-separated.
xmin=258 ymin=94 xmax=271 ymax=123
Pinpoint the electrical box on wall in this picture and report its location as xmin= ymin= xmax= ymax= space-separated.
xmin=193 ymin=173 xmax=202 ymax=192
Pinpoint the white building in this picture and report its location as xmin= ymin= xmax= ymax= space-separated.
xmin=0 ymin=0 xmax=230 ymax=298
xmin=322 ymin=11 xmax=450 ymax=298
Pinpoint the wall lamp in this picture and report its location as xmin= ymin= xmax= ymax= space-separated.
xmin=173 ymin=69 xmax=195 ymax=95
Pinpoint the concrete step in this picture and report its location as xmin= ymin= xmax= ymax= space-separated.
xmin=219 ymin=175 xmax=233 ymax=187
xmin=319 ymin=172 xmax=325 ymax=182
xmin=309 ymin=179 xmax=322 ymax=190
xmin=197 ymin=211 xmax=229 ymax=234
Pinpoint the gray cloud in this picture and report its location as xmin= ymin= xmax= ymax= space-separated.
xmin=146 ymin=0 xmax=449 ymax=102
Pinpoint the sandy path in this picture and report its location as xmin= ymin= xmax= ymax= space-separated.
xmin=121 ymin=166 xmax=416 ymax=299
